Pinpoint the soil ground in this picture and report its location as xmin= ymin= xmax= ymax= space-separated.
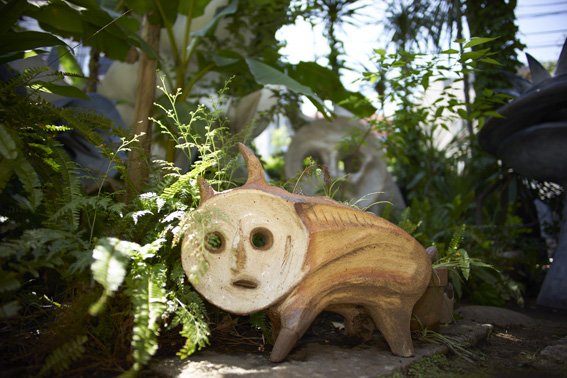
xmin=183 ymin=302 xmax=567 ymax=378
xmin=2 ymin=300 xmax=566 ymax=377
xmin=430 ymin=304 xmax=567 ymax=378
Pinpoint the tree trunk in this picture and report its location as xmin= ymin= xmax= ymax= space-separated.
xmin=86 ymin=49 xmax=99 ymax=93
xmin=126 ymin=15 xmax=161 ymax=202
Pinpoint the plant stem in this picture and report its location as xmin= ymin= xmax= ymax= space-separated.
xmin=455 ymin=1 xmax=473 ymax=141
xmin=166 ymin=1 xmax=197 ymax=163
xmin=155 ymin=0 xmax=179 ymax=66
xmin=86 ymin=48 xmax=99 ymax=93
xmin=181 ymin=0 xmax=195 ymax=65
xmin=126 ymin=15 xmax=161 ymax=202
xmin=182 ymin=62 xmax=213 ymax=99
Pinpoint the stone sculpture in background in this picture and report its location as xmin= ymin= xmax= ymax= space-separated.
xmin=181 ymin=144 xmax=444 ymax=362
xmin=478 ymin=39 xmax=567 ymax=309
xmin=285 ymin=116 xmax=405 ymax=215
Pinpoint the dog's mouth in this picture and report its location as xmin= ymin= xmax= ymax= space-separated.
xmin=232 ymin=278 xmax=259 ymax=289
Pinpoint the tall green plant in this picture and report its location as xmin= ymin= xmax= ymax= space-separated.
xmin=0 ymin=68 xmax=238 ymax=375
xmin=0 ymin=67 xmax=121 ymax=317
xmin=85 ymin=86 xmax=241 ymax=375
xmin=464 ymin=0 xmax=525 ymax=95
xmin=364 ymin=40 xmax=535 ymax=304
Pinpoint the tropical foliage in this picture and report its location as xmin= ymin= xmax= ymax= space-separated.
xmin=365 ymin=39 xmax=542 ymax=304
xmin=0 ymin=0 xmax=548 ymax=375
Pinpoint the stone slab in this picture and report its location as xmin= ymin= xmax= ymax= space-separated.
xmin=152 ymin=321 xmax=491 ymax=378
xmin=456 ymin=305 xmax=535 ymax=327
xmin=539 ymin=335 xmax=567 ymax=364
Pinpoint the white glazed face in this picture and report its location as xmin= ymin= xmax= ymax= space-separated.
xmin=181 ymin=189 xmax=309 ymax=314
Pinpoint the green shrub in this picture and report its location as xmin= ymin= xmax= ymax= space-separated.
xmin=363 ymin=40 xmax=543 ymax=305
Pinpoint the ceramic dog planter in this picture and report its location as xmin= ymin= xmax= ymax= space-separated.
xmin=181 ymin=143 xmax=434 ymax=362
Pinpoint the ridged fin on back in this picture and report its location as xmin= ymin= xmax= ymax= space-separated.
xmin=296 ymin=202 xmax=390 ymax=232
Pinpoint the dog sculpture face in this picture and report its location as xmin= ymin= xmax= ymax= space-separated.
xmin=181 ymin=143 xmax=432 ymax=362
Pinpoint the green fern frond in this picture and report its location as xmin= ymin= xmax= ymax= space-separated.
xmin=46 ymin=147 xmax=83 ymax=230
xmin=398 ymin=207 xmax=421 ymax=236
xmin=50 ymin=194 xmax=124 ymax=231
xmin=0 ymin=239 xmax=19 ymax=259
xmin=169 ymin=263 xmax=187 ymax=290
xmin=0 ymin=123 xmax=19 ymax=160
xmin=56 ymin=71 xmax=88 ymax=80
xmin=176 ymin=286 xmax=208 ymax=315
xmin=13 ymin=157 xmax=43 ymax=210
xmin=90 ymin=237 xmax=138 ymax=315
xmin=449 ymin=224 xmax=466 ymax=251
xmin=49 ymin=196 xmax=91 ymax=229
xmin=39 ymin=335 xmax=88 ymax=376
xmin=43 ymin=124 xmax=73 ymax=132
xmin=126 ymin=262 xmax=168 ymax=372
xmin=2 ymin=66 xmax=50 ymax=92
xmin=0 ymin=157 xmax=17 ymax=191
xmin=249 ymin=311 xmax=273 ymax=344
xmin=174 ymin=295 xmax=210 ymax=359
xmin=433 ymin=225 xmax=498 ymax=282
xmin=160 ymin=172 xmax=197 ymax=201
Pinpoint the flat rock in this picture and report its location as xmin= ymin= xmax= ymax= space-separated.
xmin=456 ymin=305 xmax=534 ymax=327
xmin=152 ymin=321 xmax=491 ymax=378
xmin=539 ymin=336 xmax=567 ymax=364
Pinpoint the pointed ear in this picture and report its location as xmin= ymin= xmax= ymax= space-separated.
xmin=238 ymin=143 xmax=268 ymax=186
xmin=555 ymin=38 xmax=567 ymax=76
xmin=198 ymin=176 xmax=216 ymax=203
xmin=526 ymin=53 xmax=551 ymax=84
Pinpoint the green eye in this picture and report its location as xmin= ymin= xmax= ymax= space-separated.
xmin=205 ymin=231 xmax=224 ymax=253
xmin=250 ymin=227 xmax=273 ymax=250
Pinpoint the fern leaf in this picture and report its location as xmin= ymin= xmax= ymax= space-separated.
xmin=161 ymin=173 xmax=194 ymax=200
xmin=175 ymin=301 xmax=210 ymax=359
xmin=4 ymin=66 xmax=49 ymax=91
xmin=0 ymin=158 xmax=16 ymax=191
xmin=43 ymin=124 xmax=73 ymax=132
xmin=14 ymin=157 xmax=43 ymax=210
xmin=169 ymin=287 xmax=210 ymax=359
xmin=170 ymin=263 xmax=187 ymax=290
xmin=177 ymin=287 xmax=208 ymax=315
xmin=39 ymin=335 xmax=88 ymax=376
xmin=47 ymin=147 xmax=82 ymax=230
xmin=249 ymin=311 xmax=273 ymax=344
xmin=0 ymin=241 xmax=19 ymax=259
xmin=137 ymin=238 xmax=166 ymax=259
xmin=126 ymin=262 xmax=168 ymax=372
xmin=0 ymin=124 xmax=18 ymax=159
xmin=449 ymin=224 xmax=466 ymax=251
xmin=131 ymin=210 xmax=153 ymax=225
xmin=90 ymin=237 xmax=139 ymax=315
